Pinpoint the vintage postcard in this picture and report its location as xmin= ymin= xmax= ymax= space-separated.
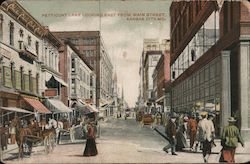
xmin=0 ymin=0 xmax=250 ymax=163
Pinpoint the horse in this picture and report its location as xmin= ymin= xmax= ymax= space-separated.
xmin=11 ymin=116 xmax=32 ymax=159
xmin=48 ymin=118 xmax=63 ymax=144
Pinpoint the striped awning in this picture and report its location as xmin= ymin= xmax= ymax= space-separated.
xmin=0 ymin=107 xmax=33 ymax=114
xmin=23 ymin=97 xmax=51 ymax=114
xmin=46 ymin=99 xmax=72 ymax=113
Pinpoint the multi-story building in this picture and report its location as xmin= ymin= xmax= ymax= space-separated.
xmin=170 ymin=1 xmax=250 ymax=138
xmin=152 ymin=39 xmax=171 ymax=113
xmin=0 ymin=1 xmax=51 ymax=121
xmin=64 ymin=41 xmax=96 ymax=107
xmin=52 ymin=31 xmax=113 ymax=111
xmin=141 ymin=39 xmax=165 ymax=113
xmin=111 ymin=71 xmax=118 ymax=115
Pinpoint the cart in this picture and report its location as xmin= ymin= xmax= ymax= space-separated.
xmin=24 ymin=128 xmax=56 ymax=155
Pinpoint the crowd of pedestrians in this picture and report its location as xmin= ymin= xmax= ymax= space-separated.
xmin=163 ymin=112 xmax=244 ymax=163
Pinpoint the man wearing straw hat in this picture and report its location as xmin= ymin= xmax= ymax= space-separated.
xmin=196 ymin=111 xmax=215 ymax=163
xmin=220 ymin=117 xmax=244 ymax=163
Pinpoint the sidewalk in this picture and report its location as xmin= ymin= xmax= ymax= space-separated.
xmin=154 ymin=124 xmax=250 ymax=163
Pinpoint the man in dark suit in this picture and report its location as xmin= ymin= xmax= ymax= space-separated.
xmin=163 ymin=113 xmax=178 ymax=155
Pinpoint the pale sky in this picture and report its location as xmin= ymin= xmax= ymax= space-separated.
xmin=19 ymin=0 xmax=171 ymax=107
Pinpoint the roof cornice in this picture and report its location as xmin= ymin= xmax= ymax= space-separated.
xmin=1 ymin=0 xmax=47 ymax=38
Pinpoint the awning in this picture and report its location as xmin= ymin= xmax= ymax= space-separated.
xmin=53 ymin=76 xmax=68 ymax=87
xmin=0 ymin=107 xmax=33 ymax=114
xmin=45 ymin=73 xmax=67 ymax=87
xmin=156 ymin=95 xmax=165 ymax=103
xmin=23 ymin=97 xmax=51 ymax=114
xmin=46 ymin=99 xmax=72 ymax=113
xmin=100 ymin=99 xmax=114 ymax=108
xmin=75 ymin=102 xmax=98 ymax=114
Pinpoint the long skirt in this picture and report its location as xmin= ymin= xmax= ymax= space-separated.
xmin=220 ymin=147 xmax=236 ymax=163
xmin=83 ymin=138 xmax=98 ymax=156
xmin=176 ymin=131 xmax=188 ymax=151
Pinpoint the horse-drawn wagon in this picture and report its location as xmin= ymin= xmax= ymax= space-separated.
xmin=11 ymin=116 xmax=56 ymax=159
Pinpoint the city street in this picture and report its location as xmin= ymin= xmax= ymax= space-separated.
xmin=2 ymin=117 xmax=249 ymax=163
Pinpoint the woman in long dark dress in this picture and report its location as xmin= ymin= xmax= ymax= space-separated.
xmin=83 ymin=122 xmax=98 ymax=156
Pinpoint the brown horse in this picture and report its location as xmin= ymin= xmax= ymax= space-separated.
xmin=11 ymin=116 xmax=32 ymax=159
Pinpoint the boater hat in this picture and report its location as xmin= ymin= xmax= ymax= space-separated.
xmin=228 ymin=117 xmax=237 ymax=122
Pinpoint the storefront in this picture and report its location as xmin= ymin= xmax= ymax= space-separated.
xmin=44 ymin=98 xmax=72 ymax=123
xmin=21 ymin=95 xmax=51 ymax=121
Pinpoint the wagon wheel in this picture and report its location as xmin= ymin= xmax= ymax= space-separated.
xmin=23 ymin=142 xmax=30 ymax=155
xmin=49 ymin=133 xmax=56 ymax=152
xmin=44 ymin=136 xmax=50 ymax=154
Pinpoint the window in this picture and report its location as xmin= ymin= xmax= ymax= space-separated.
xmin=20 ymin=66 xmax=24 ymax=90
xmin=29 ymin=70 xmax=32 ymax=92
xmin=0 ymin=14 xmax=3 ymax=40
xmin=28 ymin=35 xmax=31 ymax=46
xmin=191 ymin=49 xmax=196 ymax=61
xmin=19 ymin=29 xmax=23 ymax=38
xmin=71 ymin=58 xmax=75 ymax=72
xmin=36 ymin=73 xmax=39 ymax=94
xmin=10 ymin=62 xmax=15 ymax=88
xmin=90 ymin=76 xmax=93 ymax=86
xmin=9 ymin=21 xmax=14 ymax=46
xmin=72 ymin=79 xmax=76 ymax=94
xmin=35 ymin=41 xmax=39 ymax=55
xmin=90 ymin=90 xmax=93 ymax=99
xmin=19 ymin=41 xmax=23 ymax=50
xmin=147 ymin=45 xmax=151 ymax=50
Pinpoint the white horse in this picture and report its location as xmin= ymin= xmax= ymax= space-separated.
xmin=47 ymin=118 xmax=64 ymax=143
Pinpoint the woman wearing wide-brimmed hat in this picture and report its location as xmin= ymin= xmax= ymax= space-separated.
xmin=83 ymin=121 xmax=98 ymax=156
xmin=220 ymin=117 xmax=244 ymax=163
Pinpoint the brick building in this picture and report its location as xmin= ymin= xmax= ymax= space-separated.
xmin=0 ymin=1 xmax=52 ymax=122
xmin=52 ymin=31 xmax=113 ymax=110
xmin=152 ymin=39 xmax=171 ymax=113
xmin=170 ymin=1 xmax=250 ymax=138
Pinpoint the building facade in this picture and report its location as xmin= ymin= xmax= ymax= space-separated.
xmin=0 ymin=1 xmax=52 ymax=121
xmin=66 ymin=41 xmax=96 ymax=107
xmin=170 ymin=1 xmax=250 ymax=138
xmin=52 ymin=31 xmax=113 ymax=110
xmin=152 ymin=39 xmax=171 ymax=113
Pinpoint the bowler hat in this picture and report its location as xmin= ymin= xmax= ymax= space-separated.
xmin=228 ymin=117 xmax=237 ymax=122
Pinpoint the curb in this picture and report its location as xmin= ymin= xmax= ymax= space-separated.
xmin=154 ymin=127 xmax=169 ymax=141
